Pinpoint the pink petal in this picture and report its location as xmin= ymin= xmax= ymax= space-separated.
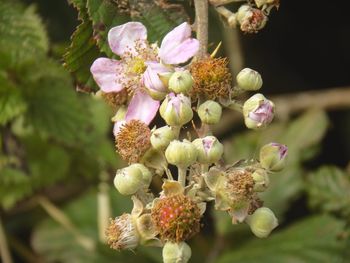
xmin=108 ymin=22 xmax=147 ymax=56
xmin=159 ymin=22 xmax=199 ymax=64
xmin=90 ymin=58 xmax=125 ymax=93
xmin=125 ymin=90 xmax=160 ymax=125
xmin=143 ymin=62 xmax=170 ymax=92
xmin=113 ymin=120 xmax=126 ymax=137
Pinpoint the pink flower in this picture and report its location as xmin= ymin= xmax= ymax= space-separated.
xmin=90 ymin=22 xmax=199 ymax=133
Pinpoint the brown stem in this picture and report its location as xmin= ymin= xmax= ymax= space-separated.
xmin=194 ymin=0 xmax=209 ymax=59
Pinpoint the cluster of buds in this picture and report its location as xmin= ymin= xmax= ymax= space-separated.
xmin=212 ymin=0 xmax=279 ymax=33
xmin=90 ymin=16 xmax=286 ymax=263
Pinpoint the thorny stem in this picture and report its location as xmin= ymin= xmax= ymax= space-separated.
xmin=178 ymin=166 xmax=187 ymax=187
xmin=0 ymin=217 xmax=13 ymax=263
xmin=194 ymin=0 xmax=208 ymax=59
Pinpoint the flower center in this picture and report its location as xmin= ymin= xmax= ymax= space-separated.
xmin=129 ymin=57 xmax=147 ymax=74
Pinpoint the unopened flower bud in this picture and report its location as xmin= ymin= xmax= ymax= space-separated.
xmin=160 ymin=93 xmax=193 ymax=126
xmin=198 ymin=100 xmax=222 ymax=125
xmin=143 ymin=64 xmax=170 ymax=100
xmin=114 ymin=164 xmax=144 ymax=195
xmin=150 ymin=126 xmax=178 ymax=150
xmin=162 ymin=242 xmax=192 ymax=263
xmin=131 ymin=163 xmax=153 ymax=188
xmin=165 ymin=140 xmax=198 ymax=168
xmin=246 ymin=207 xmax=278 ymax=238
xmin=243 ymin=93 xmax=274 ymax=129
xmin=260 ymin=143 xmax=288 ymax=172
xmin=236 ymin=5 xmax=267 ymax=33
xmin=192 ymin=136 xmax=224 ymax=164
xmin=168 ymin=70 xmax=193 ymax=94
xmin=236 ymin=68 xmax=263 ymax=91
xmin=252 ymin=169 xmax=269 ymax=192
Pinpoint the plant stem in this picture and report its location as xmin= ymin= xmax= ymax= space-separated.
xmin=209 ymin=0 xmax=246 ymax=7
xmin=37 ymin=196 xmax=95 ymax=251
xmin=0 ymin=217 xmax=13 ymax=263
xmin=194 ymin=0 xmax=209 ymax=59
xmin=178 ymin=166 xmax=187 ymax=187
xmin=97 ymin=177 xmax=111 ymax=243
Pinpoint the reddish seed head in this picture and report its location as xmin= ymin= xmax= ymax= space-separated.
xmin=151 ymin=195 xmax=201 ymax=242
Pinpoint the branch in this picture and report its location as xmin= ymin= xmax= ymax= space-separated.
xmin=213 ymin=86 xmax=350 ymax=136
xmin=194 ymin=0 xmax=209 ymax=59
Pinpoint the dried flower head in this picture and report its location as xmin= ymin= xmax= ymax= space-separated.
xmin=189 ymin=57 xmax=232 ymax=100
xmin=115 ymin=119 xmax=151 ymax=163
xmin=225 ymin=168 xmax=255 ymax=202
xmin=106 ymin=213 xmax=139 ymax=250
xmin=237 ymin=5 xmax=268 ymax=33
xmin=101 ymin=89 xmax=129 ymax=108
xmin=151 ymin=194 xmax=201 ymax=242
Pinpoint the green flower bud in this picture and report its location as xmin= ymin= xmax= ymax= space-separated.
xmin=236 ymin=68 xmax=263 ymax=91
xmin=242 ymin=93 xmax=274 ymax=129
xmin=150 ymin=126 xmax=178 ymax=150
xmin=246 ymin=207 xmax=278 ymax=238
xmin=198 ymin=100 xmax=222 ymax=125
xmin=165 ymin=140 xmax=198 ymax=168
xmin=160 ymin=93 xmax=193 ymax=126
xmin=252 ymin=169 xmax=269 ymax=192
xmin=192 ymin=136 xmax=224 ymax=164
xmin=260 ymin=143 xmax=288 ymax=172
xmin=162 ymin=242 xmax=192 ymax=263
xmin=168 ymin=70 xmax=193 ymax=94
xmin=131 ymin=163 xmax=153 ymax=188
xmin=114 ymin=164 xmax=144 ymax=195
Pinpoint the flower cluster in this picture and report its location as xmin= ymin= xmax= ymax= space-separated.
xmin=215 ymin=0 xmax=279 ymax=33
xmin=91 ymin=19 xmax=286 ymax=263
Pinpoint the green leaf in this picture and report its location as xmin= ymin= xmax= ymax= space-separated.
xmin=32 ymin=190 xmax=160 ymax=263
xmin=0 ymin=168 xmax=32 ymax=209
xmin=0 ymin=1 xmax=48 ymax=69
xmin=21 ymin=135 xmax=71 ymax=189
xmin=63 ymin=18 xmax=100 ymax=93
xmin=86 ymin=0 xmax=129 ymax=56
xmin=217 ymin=215 xmax=347 ymax=263
xmin=0 ymin=71 xmax=27 ymax=125
xmin=306 ymin=166 xmax=350 ymax=220
xmin=22 ymin=60 xmax=89 ymax=144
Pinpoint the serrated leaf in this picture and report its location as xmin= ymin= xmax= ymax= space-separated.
xmin=22 ymin=60 xmax=89 ymax=144
xmin=306 ymin=166 xmax=350 ymax=220
xmin=130 ymin=0 xmax=188 ymax=42
xmin=63 ymin=19 xmax=100 ymax=92
xmin=86 ymin=0 xmax=129 ymax=56
xmin=217 ymin=215 xmax=347 ymax=263
xmin=0 ymin=71 xmax=27 ymax=125
xmin=32 ymin=190 xmax=159 ymax=263
xmin=0 ymin=1 xmax=48 ymax=69
xmin=21 ymin=135 xmax=70 ymax=189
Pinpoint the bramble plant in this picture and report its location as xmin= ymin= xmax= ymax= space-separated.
xmin=88 ymin=1 xmax=286 ymax=262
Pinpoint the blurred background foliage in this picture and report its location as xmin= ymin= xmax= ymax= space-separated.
xmin=1 ymin=0 xmax=350 ymax=262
